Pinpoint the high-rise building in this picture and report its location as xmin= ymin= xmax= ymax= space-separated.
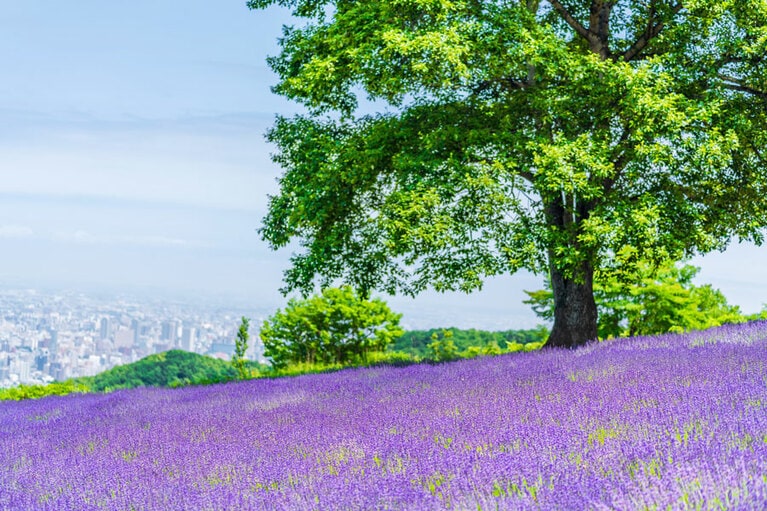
xmin=181 ymin=327 xmax=196 ymax=352
xmin=161 ymin=321 xmax=178 ymax=343
xmin=48 ymin=362 xmax=64 ymax=381
xmin=131 ymin=319 xmax=141 ymax=343
xmin=13 ymin=354 xmax=32 ymax=383
xmin=35 ymin=349 xmax=49 ymax=372
xmin=100 ymin=317 xmax=111 ymax=341
xmin=49 ymin=329 xmax=58 ymax=360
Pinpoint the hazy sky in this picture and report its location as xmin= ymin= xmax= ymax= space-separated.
xmin=1 ymin=1 xmax=765 ymax=329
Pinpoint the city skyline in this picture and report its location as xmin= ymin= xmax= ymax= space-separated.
xmin=0 ymin=287 xmax=266 ymax=388
xmin=1 ymin=1 xmax=765 ymax=330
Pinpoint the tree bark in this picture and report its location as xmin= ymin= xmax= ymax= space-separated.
xmin=547 ymin=259 xmax=599 ymax=348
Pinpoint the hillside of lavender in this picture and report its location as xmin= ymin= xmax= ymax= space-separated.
xmin=2 ymin=322 xmax=767 ymax=510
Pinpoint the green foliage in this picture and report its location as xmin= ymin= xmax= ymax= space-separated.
xmin=362 ymin=350 xmax=417 ymax=367
xmin=232 ymin=316 xmax=251 ymax=380
xmin=0 ymin=380 xmax=89 ymax=401
xmin=746 ymin=306 xmax=767 ymax=322
xmin=260 ymin=286 xmax=405 ymax=369
xmin=83 ymin=350 xmax=237 ymax=392
xmin=506 ymin=341 xmax=546 ymax=353
xmin=261 ymin=361 xmax=347 ymax=378
xmin=260 ymin=351 xmax=420 ymax=379
xmin=525 ymin=261 xmax=746 ymax=338
xmin=424 ymin=328 xmax=545 ymax=362
xmin=251 ymin=0 xmax=767 ymax=347
xmin=427 ymin=330 xmax=460 ymax=363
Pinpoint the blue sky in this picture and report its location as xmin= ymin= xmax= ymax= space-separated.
xmin=1 ymin=1 xmax=765 ymax=328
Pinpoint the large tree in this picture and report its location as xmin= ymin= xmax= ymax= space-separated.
xmin=249 ymin=0 xmax=767 ymax=348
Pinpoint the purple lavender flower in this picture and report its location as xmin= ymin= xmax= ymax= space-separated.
xmin=2 ymin=322 xmax=767 ymax=510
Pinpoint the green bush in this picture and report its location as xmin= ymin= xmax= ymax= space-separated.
xmin=261 ymin=286 xmax=404 ymax=368
xmin=427 ymin=330 xmax=461 ymax=362
xmin=362 ymin=350 xmax=418 ymax=367
xmin=0 ymin=380 xmax=90 ymax=401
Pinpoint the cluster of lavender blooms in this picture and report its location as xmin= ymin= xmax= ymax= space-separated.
xmin=2 ymin=321 xmax=767 ymax=510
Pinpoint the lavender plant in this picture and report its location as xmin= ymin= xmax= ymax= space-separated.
xmin=2 ymin=322 xmax=767 ymax=510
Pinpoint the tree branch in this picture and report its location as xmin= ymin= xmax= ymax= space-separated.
xmin=549 ymin=0 xmax=590 ymax=41
xmin=601 ymin=123 xmax=634 ymax=196
xmin=472 ymin=76 xmax=534 ymax=96
xmin=589 ymin=1 xmax=614 ymax=43
xmin=518 ymin=169 xmax=536 ymax=183
xmin=719 ymin=73 xmax=767 ymax=99
xmin=621 ymin=3 xmax=683 ymax=62
xmin=722 ymin=81 xmax=767 ymax=100
xmin=587 ymin=1 xmax=616 ymax=59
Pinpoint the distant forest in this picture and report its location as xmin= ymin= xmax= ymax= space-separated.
xmin=391 ymin=327 xmax=549 ymax=359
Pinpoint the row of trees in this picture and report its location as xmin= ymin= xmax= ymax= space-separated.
xmin=392 ymin=327 xmax=549 ymax=359
xmin=524 ymin=260 xmax=747 ymax=339
xmin=250 ymin=0 xmax=767 ymax=348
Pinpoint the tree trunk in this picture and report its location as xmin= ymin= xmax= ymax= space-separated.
xmin=547 ymin=260 xmax=598 ymax=349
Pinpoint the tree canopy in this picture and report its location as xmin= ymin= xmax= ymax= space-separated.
xmin=260 ymin=286 xmax=404 ymax=368
xmin=250 ymin=0 xmax=767 ymax=348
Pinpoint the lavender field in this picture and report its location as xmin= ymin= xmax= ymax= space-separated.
xmin=2 ymin=323 xmax=767 ymax=510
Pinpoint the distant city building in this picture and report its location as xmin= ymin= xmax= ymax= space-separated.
xmin=131 ymin=319 xmax=141 ymax=343
xmin=100 ymin=317 xmax=111 ymax=341
xmin=208 ymin=342 xmax=236 ymax=357
xmin=49 ymin=329 xmax=58 ymax=360
xmin=161 ymin=320 xmax=178 ymax=343
xmin=97 ymin=339 xmax=114 ymax=356
xmin=12 ymin=353 xmax=32 ymax=383
xmin=35 ymin=349 xmax=49 ymax=371
xmin=24 ymin=335 xmax=39 ymax=351
xmin=114 ymin=328 xmax=134 ymax=349
xmin=49 ymin=362 xmax=64 ymax=381
xmin=181 ymin=327 xmax=196 ymax=352
xmin=0 ymin=288 xmax=264 ymax=387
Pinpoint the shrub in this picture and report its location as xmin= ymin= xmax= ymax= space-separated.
xmin=260 ymin=286 xmax=404 ymax=369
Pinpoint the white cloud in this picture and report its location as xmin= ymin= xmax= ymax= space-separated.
xmin=0 ymin=224 xmax=35 ymax=238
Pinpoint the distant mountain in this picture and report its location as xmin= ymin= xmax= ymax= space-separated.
xmin=78 ymin=350 xmax=237 ymax=391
